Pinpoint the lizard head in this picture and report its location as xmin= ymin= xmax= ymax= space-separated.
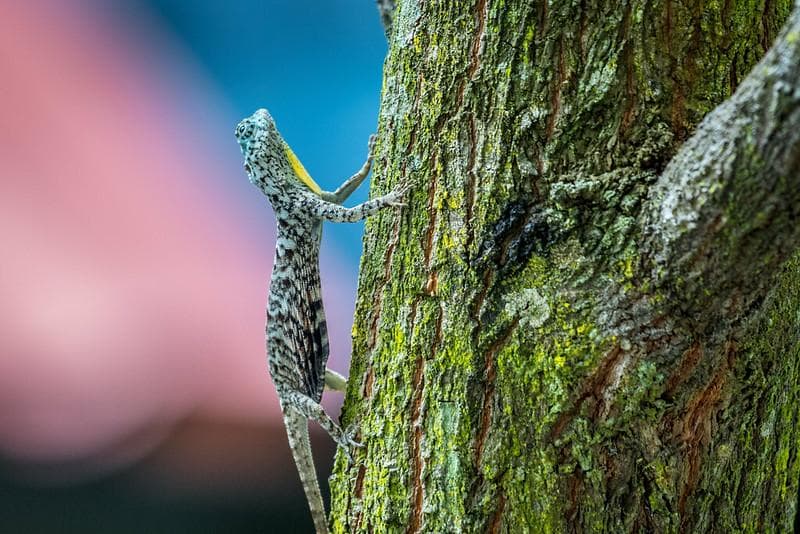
xmin=235 ymin=108 xmax=282 ymax=189
xmin=235 ymin=108 xmax=275 ymax=146
xmin=235 ymin=108 xmax=323 ymax=196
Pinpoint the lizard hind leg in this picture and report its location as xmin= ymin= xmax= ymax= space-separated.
xmin=284 ymin=390 xmax=362 ymax=462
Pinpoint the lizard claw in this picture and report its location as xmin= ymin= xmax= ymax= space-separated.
xmin=388 ymin=199 xmax=407 ymax=208
xmin=345 ymin=424 xmax=363 ymax=448
xmin=347 ymin=438 xmax=364 ymax=450
xmin=385 ymin=181 xmax=412 ymax=208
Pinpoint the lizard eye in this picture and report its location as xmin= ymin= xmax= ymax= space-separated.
xmin=236 ymin=122 xmax=253 ymax=139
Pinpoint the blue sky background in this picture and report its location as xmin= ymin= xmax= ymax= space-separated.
xmin=133 ymin=0 xmax=389 ymax=256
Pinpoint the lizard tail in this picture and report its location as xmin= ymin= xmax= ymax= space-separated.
xmin=284 ymin=411 xmax=329 ymax=534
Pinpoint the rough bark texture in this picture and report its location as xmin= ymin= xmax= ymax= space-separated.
xmin=330 ymin=1 xmax=800 ymax=532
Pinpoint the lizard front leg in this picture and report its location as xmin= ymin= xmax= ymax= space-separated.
xmin=296 ymin=183 xmax=408 ymax=223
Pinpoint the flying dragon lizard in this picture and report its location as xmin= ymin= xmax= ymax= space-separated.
xmin=236 ymin=108 xmax=407 ymax=533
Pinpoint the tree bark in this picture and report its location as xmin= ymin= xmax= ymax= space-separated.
xmin=331 ymin=1 xmax=800 ymax=532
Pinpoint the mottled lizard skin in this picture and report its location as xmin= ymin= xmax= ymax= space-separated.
xmin=236 ymin=108 xmax=405 ymax=533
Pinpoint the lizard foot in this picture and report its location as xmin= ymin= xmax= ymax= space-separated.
xmin=335 ymin=425 xmax=363 ymax=464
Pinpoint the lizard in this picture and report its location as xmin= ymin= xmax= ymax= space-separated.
xmin=235 ymin=108 xmax=406 ymax=533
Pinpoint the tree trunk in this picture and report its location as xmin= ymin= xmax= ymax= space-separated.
xmin=331 ymin=1 xmax=800 ymax=532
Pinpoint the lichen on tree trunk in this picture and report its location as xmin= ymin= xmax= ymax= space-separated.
xmin=329 ymin=1 xmax=800 ymax=532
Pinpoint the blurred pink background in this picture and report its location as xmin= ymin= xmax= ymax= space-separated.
xmin=0 ymin=1 xmax=382 ymax=531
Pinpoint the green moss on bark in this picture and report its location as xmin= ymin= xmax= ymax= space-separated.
xmin=330 ymin=1 xmax=799 ymax=532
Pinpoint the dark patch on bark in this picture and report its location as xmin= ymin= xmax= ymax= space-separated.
xmin=473 ymin=201 xmax=562 ymax=274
